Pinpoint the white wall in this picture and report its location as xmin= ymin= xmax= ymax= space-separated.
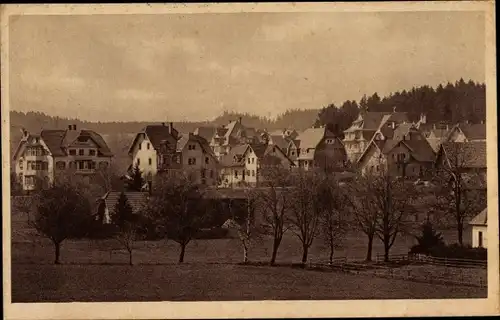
xmin=471 ymin=225 xmax=488 ymax=248
xmin=131 ymin=135 xmax=158 ymax=178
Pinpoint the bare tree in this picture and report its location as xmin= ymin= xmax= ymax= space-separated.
xmin=288 ymin=169 xmax=323 ymax=265
xmin=433 ymin=142 xmax=487 ymax=245
xmin=223 ymin=186 xmax=262 ymax=263
xmin=31 ymin=180 xmax=92 ymax=264
xmin=147 ymin=171 xmax=208 ymax=263
xmin=319 ymin=177 xmax=350 ymax=264
xmin=111 ymin=192 xmax=139 ymax=265
xmin=257 ymin=166 xmax=293 ymax=266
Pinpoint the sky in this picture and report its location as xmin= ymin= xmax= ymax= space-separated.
xmin=9 ymin=11 xmax=485 ymax=122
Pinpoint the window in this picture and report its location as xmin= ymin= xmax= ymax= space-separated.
xmin=205 ymin=157 xmax=209 ymax=165
xmin=147 ymin=143 xmax=150 ymax=150
xmin=69 ymin=149 xmax=76 ymax=156
xmin=188 ymin=144 xmax=196 ymax=150
xmin=248 ymin=158 xmax=251 ymax=164
xmin=201 ymin=170 xmax=206 ymax=178
xmin=43 ymin=162 xmax=49 ymax=170
xmin=251 ymin=158 xmax=255 ymax=164
xmin=210 ymin=170 xmax=214 ymax=178
xmin=188 ymin=158 xmax=196 ymax=165
xmin=247 ymin=170 xmax=250 ymax=176
xmin=137 ymin=158 xmax=141 ymax=166
xmin=139 ymin=143 xmax=142 ymax=150
xmin=291 ymin=151 xmax=295 ymax=156
xmin=89 ymin=150 xmax=96 ymax=156
xmin=149 ymin=158 xmax=152 ymax=165
xmin=19 ymin=160 xmax=23 ymax=170
xmin=252 ymin=170 xmax=255 ymax=176
xmin=478 ymin=231 xmax=483 ymax=248
xmin=99 ymin=161 xmax=108 ymax=169
xmin=78 ymin=149 xmax=84 ymax=156
xmin=234 ymin=170 xmax=238 ymax=177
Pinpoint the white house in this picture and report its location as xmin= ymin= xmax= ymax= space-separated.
xmin=469 ymin=208 xmax=487 ymax=248
xmin=12 ymin=124 xmax=113 ymax=191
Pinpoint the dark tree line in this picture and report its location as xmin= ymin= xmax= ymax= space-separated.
xmin=315 ymin=79 xmax=486 ymax=138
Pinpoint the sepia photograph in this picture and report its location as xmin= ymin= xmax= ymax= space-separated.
xmin=2 ymin=2 xmax=498 ymax=319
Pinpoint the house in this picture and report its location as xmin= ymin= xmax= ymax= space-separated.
xmin=296 ymin=127 xmax=347 ymax=172
xmin=219 ymin=143 xmax=294 ymax=187
xmin=435 ymin=141 xmax=487 ymax=184
xmin=469 ymin=208 xmax=487 ymax=248
xmin=128 ymin=123 xmax=219 ymax=186
xmin=12 ymin=124 xmax=113 ymax=191
xmin=267 ymin=128 xmax=299 ymax=155
xmin=357 ymin=124 xmax=436 ymax=178
xmin=193 ymin=126 xmax=217 ymax=142
xmin=443 ymin=122 xmax=486 ymax=143
xmin=286 ymin=139 xmax=301 ymax=166
xmin=209 ymin=118 xmax=259 ymax=160
xmin=97 ymin=191 xmax=149 ymax=224
xmin=343 ymin=109 xmax=410 ymax=163
xmin=420 ymin=124 xmax=453 ymax=152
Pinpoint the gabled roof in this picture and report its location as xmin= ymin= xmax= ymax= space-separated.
xmin=102 ymin=191 xmax=149 ymax=216
xmin=220 ymin=144 xmax=249 ymax=167
xmin=269 ymin=135 xmax=289 ymax=150
xmin=194 ymin=126 xmax=216 ymax=141
xmin=176 ymin=133 xmax=217 ymax=159
xmin=459 ymin=123 xmax=486 ymax=141
xmin=440 ymin=141 xmax=487 ymax=169
xmin=37 ymin=129 xmax=113 ymax=157
xmin=247 ymin=144 xmax=294 ymax=166
xmin=469 ymin=208 xmax=487 ymax=226
xmin=128 ymin=124 xmax=179 ymax=154
xmin=296 ymin=127 xmax=326 ymax=150
xmin=401 ymin=140 xmax=436 ymax=162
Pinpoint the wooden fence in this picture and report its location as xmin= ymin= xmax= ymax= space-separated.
xmin=375 ymin=253 xmax=487 ymax=268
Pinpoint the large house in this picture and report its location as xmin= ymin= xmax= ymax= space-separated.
xmin=12 ymin=124 xmax=113 ymax=191
xmin=219 ymin=143 xmax=294 ymax=187
xmin=422 ymin=122 xmax=486 ymax=152
xmin=435 ymin=140 xmax=487 ymax=185
xmin=128 ymin=123 xmax=219 ymax=186
xmin=356 ymin=124 xmax=436 ymax=178
xmin=209 ymin=118 xmax=260 ymax=160
xmin=343 ymin=110 xmax=410 ymax=163
xmin=295 ymin=127 xmax=347 ymax=172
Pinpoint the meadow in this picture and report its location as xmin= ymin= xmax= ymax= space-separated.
xmin=10 ymin=211 xmax=486 ymax=302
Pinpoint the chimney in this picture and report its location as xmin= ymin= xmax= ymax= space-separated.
xmin=20 ymin=127 xmax=28 ymax=138
xmin=391 ymin=122 xmax=395 ymax=129
xmin=168 ymin=122 xmax=174 ymax=134
xmin=238 ymin=117 xmax=242 ymax=124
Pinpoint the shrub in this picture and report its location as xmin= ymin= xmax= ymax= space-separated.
xmin=409 ymin=221 xmax=445 ymax=254
xmin=429 ymin=243 xmax=487 ymax=261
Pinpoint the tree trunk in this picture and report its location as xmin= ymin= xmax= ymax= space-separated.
xmin=242 ymin=242 xmax=249 ymax=264
xmin=178 ymin=244 xmax=186 ymax=263
xmin=457 ymin=221 xmax=464 ymax=246
xmin=54 ymin=242 xmax=61 ymax=264
xmin=329 ymin=243 xmax=334 ymax=265
xmin=128 ymin=248 xmax=133 ymax=266
xmin=384 ymin=235 xmax=390 ymax=262
xmin=270 ymin=240 xmax=279 ymax=266
xmin=301 ymin=244 xmax=309 ymax=266
xmin=365 ymin=234 xmax=374 ymax=262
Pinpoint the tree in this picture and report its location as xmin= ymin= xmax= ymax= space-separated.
xmin=288 ymin=170 xmax=323 ymax=265
xmin=222 ymin=186 xmax=262 ymax=264
xmin=10 ymin=171 xmax=24 ymax=196
xmin=410 ymin=220 xmax=445 ymax=255
xmin=319 ymin=177 xmax=350 ymax=264
xmin=31 ymin=181 xmax=92 ymax=264
xmin=127 ymin=163 xmax=145 ymax=192
xmin=111 ymin=192 xmax=138 ymax=265
xmin=433 ymin=142 xmax=487 ymax=245
xmin=257 ymin=166 xmax=293 ymax=266
xmin=147 ymin=172 xmax=208 ymax=263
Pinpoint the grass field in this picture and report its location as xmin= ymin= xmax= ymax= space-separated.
xmin=11 ymin=211 xmax=484 ymax=302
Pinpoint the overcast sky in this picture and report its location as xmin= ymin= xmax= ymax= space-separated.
xmin=9 ymin=11 xmax=485 ymax=122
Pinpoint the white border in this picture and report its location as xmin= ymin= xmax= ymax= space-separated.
xmin=2 ymin=2 xmax=498 ymax=319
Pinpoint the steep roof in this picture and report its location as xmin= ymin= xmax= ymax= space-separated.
xmin=39 ymin=129 xmax=112 ymax=157
xmin=469 ymin=207 xmax=487 ymax=226
xmin=441 ymin=141 xmax=486 ymax=169
xmin=176 ymin=133 xmax=217 ymax=158
xmin=269 ymin=135 xmax=289 ymax=150
xmin=144 ymin=124 xmax=179 ymax=150
xmin=220 ymin=144 xmax=249 ymax=167
xmin=102 ymin=191 xmax=149 ymax=216
xmin=460 ymin=123 xmax=486 ymax=141
xmin=402 ymin=140 xmax=436 ymax=162
xmin=296 ymin=127 xmax=325 ymax=150
xmin=194 ymin=126 xmax=216 ymax=141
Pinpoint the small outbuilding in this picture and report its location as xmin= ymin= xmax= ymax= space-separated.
xmin=469 ymin=208 xmax=487 ymax=248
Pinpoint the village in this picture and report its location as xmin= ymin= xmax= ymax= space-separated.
xmin=10 ymin=105 xmax=489 ymax=301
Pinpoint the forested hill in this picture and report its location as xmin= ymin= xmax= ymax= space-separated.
xmin=315 ymin=79 xmax=486 ymax=136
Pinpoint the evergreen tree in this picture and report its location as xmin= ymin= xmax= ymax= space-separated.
xmin=411 ymin=220 xmax=445 ymax=255
xmin=127 ymin=163 xmax=145 ymax=192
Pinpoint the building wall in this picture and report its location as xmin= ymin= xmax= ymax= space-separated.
xmin=314 ymin=138 xmax=347 ymax=172
xmin=471 ymin=225 xmax=488 ymax=248
xmin=130 ymin=134 xmax=158 ymax=179
xmin=448 ymin=129 xmax=467 ymax=142
xmin=344 ymin=137 xmax=369 ymax=163
xmin=180 ymin=138 xmax=219 ymax=186
xmin=359 ymin=145 xmax=387 ymax=176
xmin=243 ymin=149 xmax=258 ymax=185
xmin=220 ymin=166 xmax=246 ymax=187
